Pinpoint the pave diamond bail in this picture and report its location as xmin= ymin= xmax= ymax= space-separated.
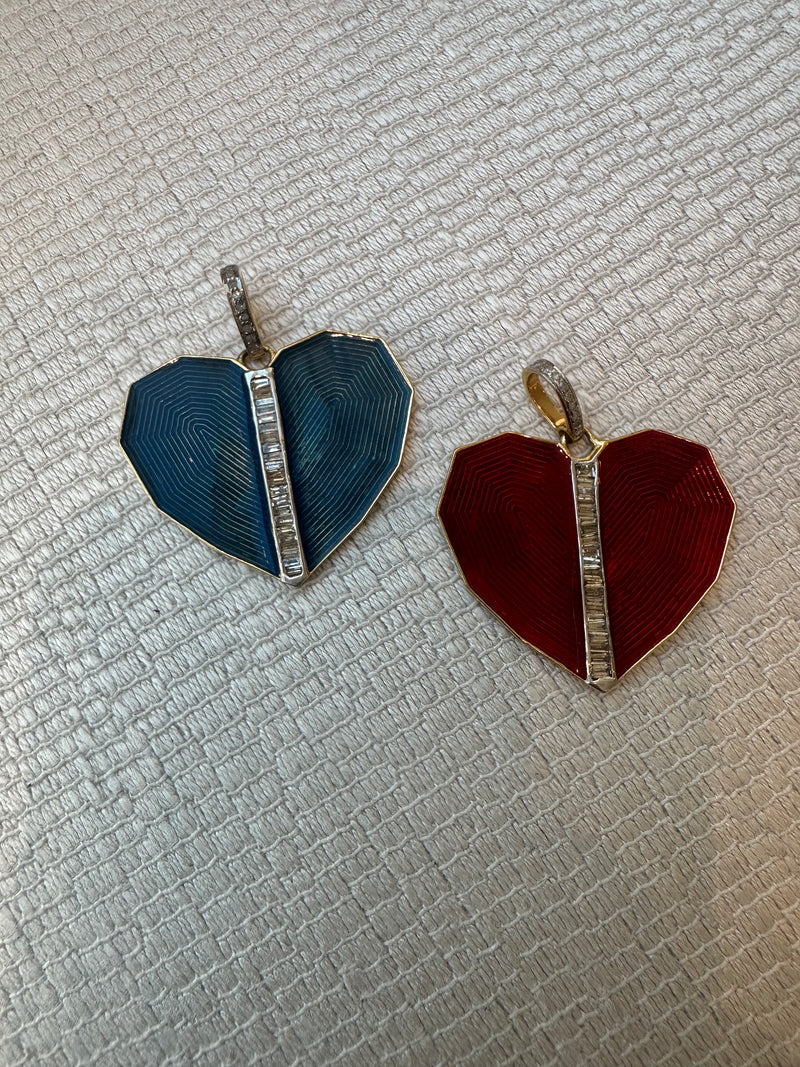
xmin=522 ymin=360 xmax=586 ymax=443
xmin=221 ymin=264 xmax=276 ymax=368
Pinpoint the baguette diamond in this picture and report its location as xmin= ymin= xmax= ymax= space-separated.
xmin=572 ymin=457 xmax=616 ymax=689
xmin=246 ymin=368 xmax=307 ymax=584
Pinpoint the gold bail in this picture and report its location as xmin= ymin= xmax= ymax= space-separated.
xmin=522 ymin=360 xmax=586 ymax=443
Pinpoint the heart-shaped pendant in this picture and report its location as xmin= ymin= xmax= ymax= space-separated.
xmin=438 ymin=361 xmax=735 ymax=690
xmin=121 ymin=267 xmax=412 ymax=584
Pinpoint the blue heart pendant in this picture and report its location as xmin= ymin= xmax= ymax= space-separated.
xmin=120 ymin=267 xmax=413 ymax=584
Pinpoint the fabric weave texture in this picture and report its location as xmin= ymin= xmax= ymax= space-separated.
xmin=1 ymin=0 xmax=799 ymax=1064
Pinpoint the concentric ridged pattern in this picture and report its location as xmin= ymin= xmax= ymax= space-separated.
xmin=247 ymin=370 xmax=306 ymax=582
xmin=572 ymin=459 xmax=615 ymax=685
xmin=438 ymin=434 xmax=585 ymax=677
xmin=598 ymin=429 xmax=735 ymax=678
xmin=120 ymin=357 xmax=279 ymax=575
xmin=273 ymin=331 xmax=412 ymax=571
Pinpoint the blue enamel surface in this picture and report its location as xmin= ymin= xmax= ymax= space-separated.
xmin=120 ymin=357 xmax=279 ymax=575
xmin=274 ymin=331 xmax=412 ymax=571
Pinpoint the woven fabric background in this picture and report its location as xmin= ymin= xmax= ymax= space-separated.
xmin=1 ymin=0 xmax=799 ymax=1063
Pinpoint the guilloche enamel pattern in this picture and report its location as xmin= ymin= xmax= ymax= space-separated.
xmin=120 ymin=267 xmax=412 ymax=584
xmin=438 ymin=360 xmax=735 ymax=690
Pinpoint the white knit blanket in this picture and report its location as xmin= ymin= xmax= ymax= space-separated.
xmin=2 ymin=0 xmax=798 ymax=1062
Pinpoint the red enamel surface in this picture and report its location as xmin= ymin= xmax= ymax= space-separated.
xmin=438 ymin=433 xmax=585 ymax=677
xmin=440 ymin=427 xmax=735 ymax=684
xmin=598 ymin=430 xmax=735 ymax=677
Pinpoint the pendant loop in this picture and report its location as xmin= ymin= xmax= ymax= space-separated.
xmin=221 ymin=265 xmax=275 ymax=368
xmin=522 ymin=360 xmax=585 ymax=443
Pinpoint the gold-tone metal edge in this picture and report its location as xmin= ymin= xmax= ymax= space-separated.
xmin=271 ymin=326 xmax=395 ymax=353
xmin=119 ymin=332 xmax=414 ymax=584
xmin=436 ymin=427 xmax=737 ymax=691
xmin=435 ymin=433 xmax=590 ymax=686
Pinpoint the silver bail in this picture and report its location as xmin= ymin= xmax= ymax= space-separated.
xmin=220 ymin=265 xmax=275 ymax=368
xmin=522 ymin=360 xmax=586 ymax=443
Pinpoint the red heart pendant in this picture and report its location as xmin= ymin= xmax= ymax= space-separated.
xmin=438 ymin=362 xmax=735 ymax=690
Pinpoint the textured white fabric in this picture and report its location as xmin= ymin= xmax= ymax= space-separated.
xmin=1 ymin=0 xmax=799 ymax=1063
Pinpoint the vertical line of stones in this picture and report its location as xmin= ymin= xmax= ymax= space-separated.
xmin=247 ymin=368 xmax=307 ymax=584
xmin=572 ymin=458 xmax=616 ymax=688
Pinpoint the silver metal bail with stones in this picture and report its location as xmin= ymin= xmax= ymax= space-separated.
xmin=522 ymin=359 xmax=604 ymax=459
xmin=221 ymin=264 xmax=277 ymax=370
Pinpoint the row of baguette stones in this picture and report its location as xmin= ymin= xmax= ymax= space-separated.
xmin=572 ymin=460 xmax=616 ymax=684
xmin=249 ymin=371 xmax=305 ymax=581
